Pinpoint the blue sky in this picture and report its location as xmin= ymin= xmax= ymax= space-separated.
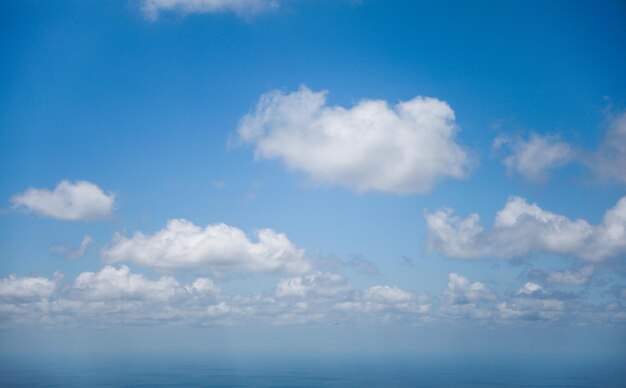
xmin=1 ymin=0 xmax=626 ymax=357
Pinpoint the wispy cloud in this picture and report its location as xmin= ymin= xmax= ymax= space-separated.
xmin=140 ymin=0 xmax=279 ymax=20
xmin=50 ymin=235 xmax=94 ymax=260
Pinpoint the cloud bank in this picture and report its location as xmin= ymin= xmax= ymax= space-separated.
xmin=426 ymin=195 xmax=626 ymax=262
xmin=11 ymin=180 xmax=115 ymax=221
xmin=101 ymin=219 xmax=311 ymax=274
xmin=238 ymin=86 xmax=471 ymax=194
xmin=2 ymin=269 xmax=617 ymax=328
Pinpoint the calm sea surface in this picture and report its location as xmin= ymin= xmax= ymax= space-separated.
xmin=1 ymin=355 xmax=624 ymax=387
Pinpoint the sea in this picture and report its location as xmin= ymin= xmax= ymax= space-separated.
xmin=1 ymin=354 xmax=625 ymax=387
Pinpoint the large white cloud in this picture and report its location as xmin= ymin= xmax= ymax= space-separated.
xmin=426 ymin=195 xmax=626 ymax=262
xmin=11 ymin=180 xmax=115 ymax=221
xmin=237 ymin=86 xmax=471 ymax=194
xmin=141 ymin=0 xmax=278 ymax=20
xmin=101 ymin=219 xmax=311 ymax=274
xmin=494 ymin=133 xmax=574 ymax=182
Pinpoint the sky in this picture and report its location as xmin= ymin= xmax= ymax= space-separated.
xmin=1 ymin=0 xmax=626 ymax=358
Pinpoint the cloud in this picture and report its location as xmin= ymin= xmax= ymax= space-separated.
xmin=440 ymin=273 xmax=496 ymax=319
xmin=73 ymin=265 xmax=181 ymax=301
xmin=346 ymin=255 xmax=380 ymax=276
xmin=101 ymin=219 xmax=311 ymax=274
xmin=426 ymin=195 xmax=626 ymax=262
xmin=443 ymin=273 xmax=496 ymax=305
xmin=0 ymin=273 xmax=61 ymax=300
xmin=587 ymin=111 xmax=626 ymax=184
xmin=547 ymin=266 xmax=594 ymax=285
xmin=237 ymin=86 xmax=471 ymax=194
xmin=0 ymin=269 xmax=622 ymax=327
xmin=50 ymin=235 xmax=94 ymax=260
xmin=496 ymin=112 xmax=626 ymax=184
xmin=11 ymin=180 xmax=115 ymax=221
xmin=494 ymin=133 xmax=574 ymax=182
xmin=274 ymin=272 xmax=352 ymax=298
xmin=141 ymin=0 xmax=278 ymax=20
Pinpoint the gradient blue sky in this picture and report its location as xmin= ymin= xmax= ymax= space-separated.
xmin=1 ymin=0 xmax=626 ymax=357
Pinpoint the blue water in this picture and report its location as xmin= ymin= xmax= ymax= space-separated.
xmin=1 ymin=355 xmax=625 ymax=387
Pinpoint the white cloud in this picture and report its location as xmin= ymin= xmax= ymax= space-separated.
xmin=50 ymin=235 xmax=94 ymax=260
xmin=237 ymin=86 xmax=471 ymax=194
xmin=516 ymin=282 xmax=544 ymax=296
xmin=11 ymin=180 xmax=115 ymax=221
xmin=547 ymin=266 xmax=594 ymax=285
xmin=443 ymin=273 xmax=496 ymax=304
xmin=440 ymin=273 xmax=496 ymax=319
xmin=141 ymin=0 xmax=278 ymax=20
xmin=495 ymin=133 xmax=574 ymax=182
xmin=426 ymin=195 xmax=626 ymax=262
xmin=101 ymin=219 xmax=311 ymax=274
xmin=73 ymin=265 xmax=181 ymax=301
xmin=0 ymin=274 xmax=60 ymax=300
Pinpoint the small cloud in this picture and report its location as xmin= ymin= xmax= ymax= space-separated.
xmin=347 ymin=255 xmax=380 ymax=276
xmin=11 ymin=180 xmax=115 ymax=221
xmin=400 ymin=256 xmax=414 ymax=267
xmin=50 ymin=235 xmax=94 ymax=260
xmin=494 ymin=133 xmax=575 ymax=183
xmin=213 ymin=180 xmax=226 ymax=189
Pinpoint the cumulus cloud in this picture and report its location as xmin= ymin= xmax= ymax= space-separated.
xmin=237 ymin=86 xmax=471 ymax=194
xmin=426 ymin=195 xmax=626 ymax=262
xmin=73 ymin=266 xmax=181 ymax=301
xmin=141 ymin=0 xmax=278 ymax=20
xmin=50 ymin=235 xmax=94 ymax=260
xmin=0 ymin=273 xmax=61 ymax=300
xmin=440 ymin=273 xmax=496 ymax=319
xmin=101 ymin=219 xmax=311 ymax=274
xmin=11 ymin=180 xmax=115 ymax=221
xmin=494 ymin=133 xmax=574 ymax=182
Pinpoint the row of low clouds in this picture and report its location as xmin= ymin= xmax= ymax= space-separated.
xmin=2 ymin=268 xmax=622 ymax=327
xmin=10 ymin=180 xmax=626 ymax=269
